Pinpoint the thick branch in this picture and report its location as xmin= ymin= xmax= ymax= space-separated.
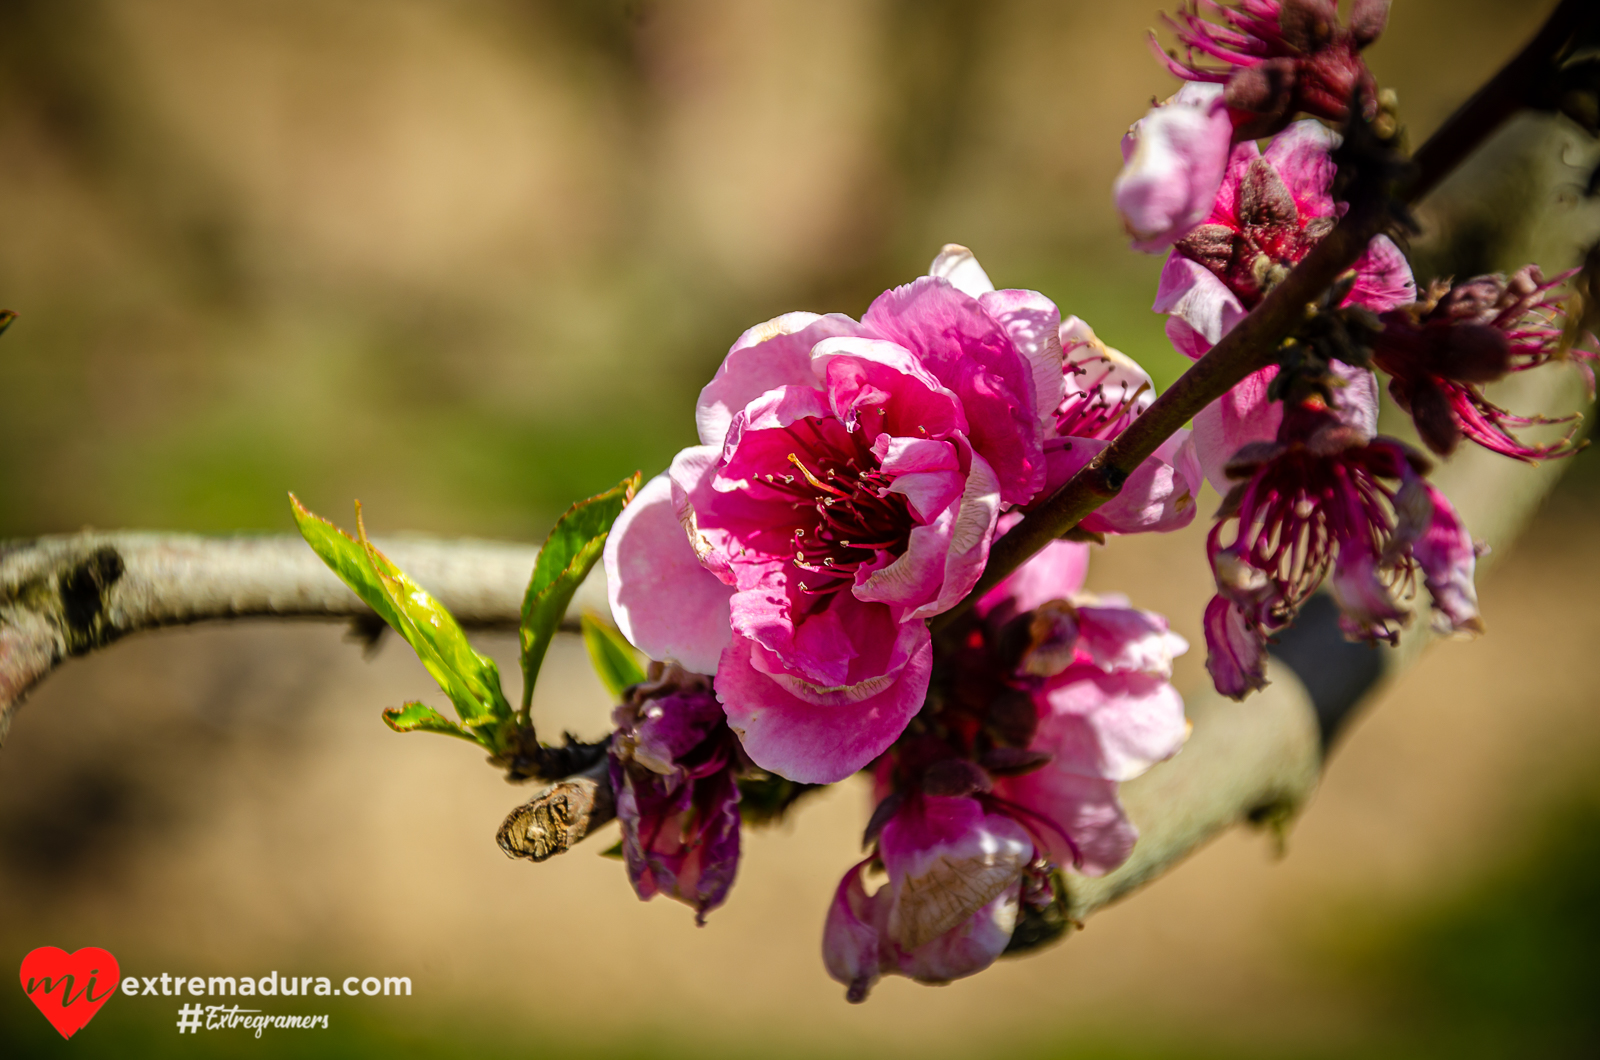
xmin=935 ymin=0 xmax=1593 ymax=633
xmin=0 ymin=531 xmax=605 ymax=738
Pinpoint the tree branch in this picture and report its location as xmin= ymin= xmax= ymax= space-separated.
xmin=934 ymin=0 xmax=1596 ymax=634
xmin=0 ymin=531 xmax=605 ymax=740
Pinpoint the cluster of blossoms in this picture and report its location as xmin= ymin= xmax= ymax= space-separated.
xmin=602 ymin=245 xmax=1197 ymax=996
xmin=1114 ymin=0 xmax=1596 ymax=697
xmin=574 ymin=0 xmax=1598 ymax=1001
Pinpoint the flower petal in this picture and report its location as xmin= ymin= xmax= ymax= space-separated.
xmin=928 ymin=243 xmax=995 ymax=298
xmin=977 ymin=536 xmax=1091 ymax=618
xmin=1114 ymin=82 xmax=1235 ymax=252
xmin=863 ymin=276 xmax=1046 ymax=504
xmin=993 ymin=769 xmax=1138 ymax=876
xmin=697 ymin=312 xmax=864 ymax=446
xmin=981 ymin=287 xmax=1067 ymax=432
xmin=878 ymin=795 xmax=1032 ymax=951
xmin=1153 ymin=254 xmax=1249 ymax=359
xmin=604 ymin=471 xmax=734 ymax=674
xmin=1347 ymin=234 xmax=1417 ymax=313
xmin=1203 ymin=595 xmax=1269 ymax=699
xmin=1191 ymin=366 xmax=1283 ymax=492
xmin=1414 ymin=483 xmax=1483 ymax=635
xmin=1036 ymin=666 xmax=1189 ymax=782
xmin=1075 ymin=604 xmax=1190 ymax=678
xmin=822 ymin=860 xmax=885 ymax=1002
xmin=716 ymin=625 xmax=933 ymax=784
xmin=1261 ymin=119 xmax=1339 ymax=218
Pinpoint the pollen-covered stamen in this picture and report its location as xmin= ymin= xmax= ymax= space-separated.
xmin=1057 ymin=376 xmax=1152 ymax=439
xmin=750 ymin=419 xmax=917 ymax=597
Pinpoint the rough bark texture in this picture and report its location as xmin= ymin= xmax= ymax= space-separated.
xmin=0 ymin=531 xmax=608 ymax=740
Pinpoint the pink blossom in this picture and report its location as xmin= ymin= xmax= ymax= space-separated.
xmin=608 ymin=666 xmax=743 ymax=923
xmin=1202 ymin=403 xmax=1480 ymax=698
xmin=823 ymin=539 xmax=1190 ymax=999
xmin=1057 ymin=317 xmax=1157 ymax=439
xmin=1372 ymin=267 xmax=1595 ymax=461
xmin=823 ymin=796 xmax=1032 ymax=1002
xmin=607 ymin=247 xmax=1063 ymax=785
xmin=1153 ymin=121 xmax=1415 ymax=364
xmin=1114 ymin=83 xmax=1236 ymax=252
xmin=1188 ymin=358 xmax=1378 ymax=493
xmin=1148 ymin=120 xmax=1412 ymax=494
xmin=942 ymin=544 xmax=1189 ymax=863
xmin=1043 ymin=320 xmax=1204 ymax=535
xmin=1152 ymin=0 xmax=1389 ymax=140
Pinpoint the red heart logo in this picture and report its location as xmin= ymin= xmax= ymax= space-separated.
xmin=19 ymin=946 xmax=120 ymax=1039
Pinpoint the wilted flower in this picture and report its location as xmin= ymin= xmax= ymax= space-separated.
xmin=1153 ymin=0 xmax=1390 ymax=140
xmin=1115 ymin=83 xmax=1236 ymax=251
xmin=1373 ymin=267 xmax=1595 ymax=460
xmin=608 ymin=665 xmax=743 ymax=923
xmin=1203 ymin=402 xmax=1480 ymax=699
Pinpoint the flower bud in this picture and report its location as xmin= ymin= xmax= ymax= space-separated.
xmin=608 ymin=664 xmax=743 ymax=923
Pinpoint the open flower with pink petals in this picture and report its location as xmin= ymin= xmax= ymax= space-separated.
xmin=1147 ymin=118 xmax=1411 ymax=495
xmin=975 ymin=541 xmax=1189 ymax=876
xmin=821 ymin=537 xmax=1189 ymax=1001
xmin=607 ymin=246 xmax=1066 ymax=785
xmin=1154 ymin=120 xmax=1415 ymax=361
xmin=607 ymin=247 xmax=1199 ymax=787
xmin=1203 ymin=402 xmax=1481 ymax=698
xmin=1044 ymin=322 xmax=1204 ymax=535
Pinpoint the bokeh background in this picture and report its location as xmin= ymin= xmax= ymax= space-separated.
xmin=2 ymin=0 xmax=1599 ymax=1056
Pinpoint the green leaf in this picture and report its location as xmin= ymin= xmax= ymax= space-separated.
xmin=597 ymin=840 xmax=625 ymax=861
xmin=290 ymin=494 xmax=511 ymax=735
xmin=381 ymin=702 xmax=480 ymax=743
xmin=519 ymin=473 xmax=640 ymax=717
xmin=581 ymin=611 xmax=647 ymax=700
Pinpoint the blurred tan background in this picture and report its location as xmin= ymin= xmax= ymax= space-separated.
xmin=2 ymin=1 xmax=1598 ymax=1056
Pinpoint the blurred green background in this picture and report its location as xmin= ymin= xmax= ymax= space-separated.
xmin=2 ymin=0 xmax=1599 ymax=1056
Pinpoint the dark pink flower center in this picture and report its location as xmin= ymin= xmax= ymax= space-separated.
xmin=755 ymin=417 xmax=916 ymax=597
xmin=1214 ymin=436 xmax=1409 ymax=623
